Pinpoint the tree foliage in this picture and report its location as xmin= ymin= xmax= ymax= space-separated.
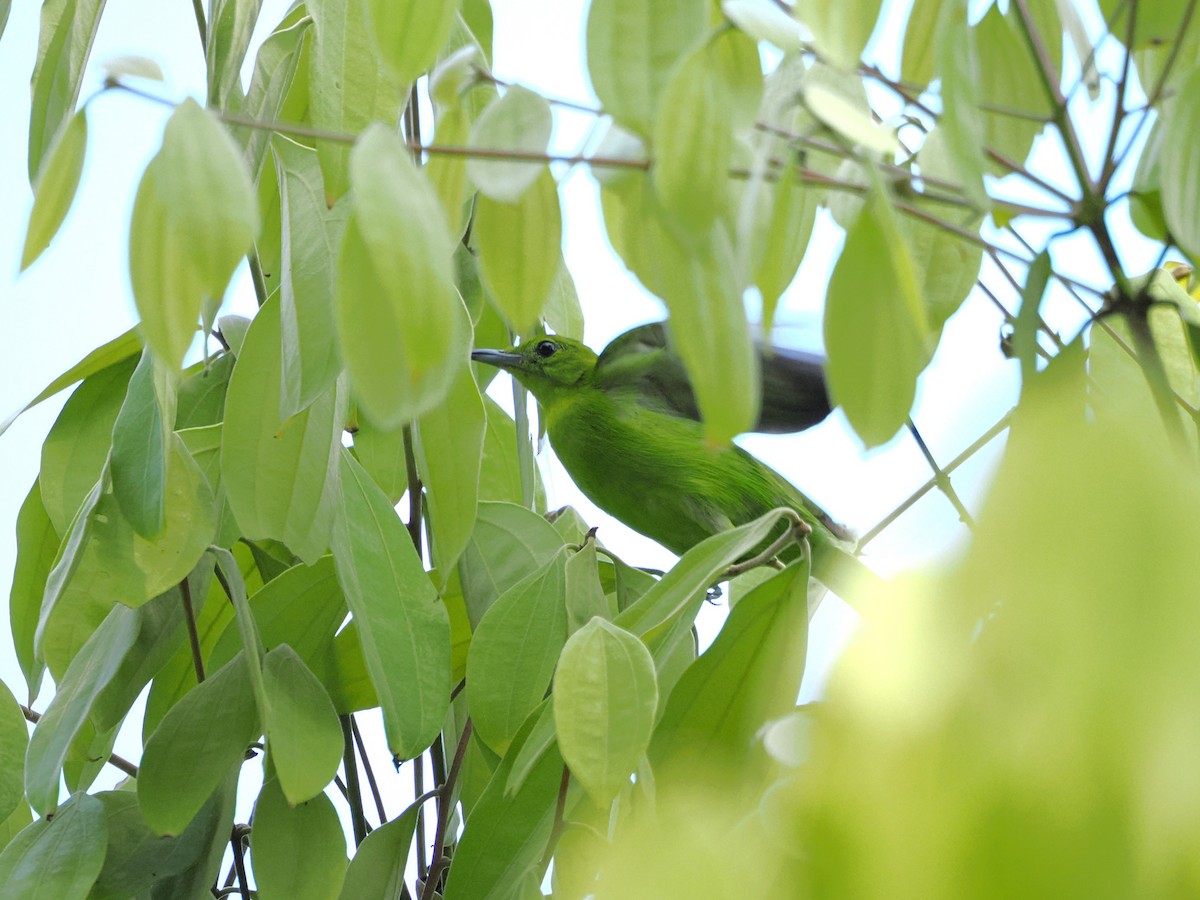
xmin=6 ymin=0 xmax=1200 ymax=897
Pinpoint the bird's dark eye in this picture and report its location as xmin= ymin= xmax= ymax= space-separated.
xmin=535 ymin=340 xmax=558 ymax=359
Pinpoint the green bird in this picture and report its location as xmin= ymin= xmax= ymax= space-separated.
xmin=472 ymin=324 xmax=877 ymax=602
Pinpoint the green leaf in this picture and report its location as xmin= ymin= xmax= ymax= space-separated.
xmin=824 ymin=186 xmax=928 ymax=447
xmin=1100 ymin=0 xmax=1191 ymax=49
xmin=553 ymin=617 xmax=658 ymax=806
xmin=542 ymin=261 xmax=585 ymax=340
xmin=262 ymin=645 xmax=343 ymax=804
xmin=474 ymin=165 xmax=562 ymax=333
xmin=39 ymin=354 xmax=136 ymax=535
xmin=366 ymin=0 xmax=459 ymax=82
xmin=129 ymin=99 xmax=259 ymax=370
xmin=467 ymin=549 xmax=569 ymax=755
xmin=331 ymin=811 xmax=425 ymax=900
xmin=1014 ymin=250 xmax=1051 ymax=387
xmin=793 ymin=0 xmax=883 ymax=69
xmin=252 ymin=777 xmax=346 ymax=900
xmin=336 ymin=124 xmax=465 ymax=427
xmin=585 ymin=0 xmax=707 ymax=136
xmin=1161 ymin=67 xmax=1200 ymax=263
xmin=974 ymin=4 xmax=1049 ymax=172
xmin=22 ymin=108 xmax=86 ymax=270
xmin=27 ymin=0 xmax=104 ymax=182
xmin=337 ymin=797 xmax=421 ymax=899
xmin=0 ymin=328 xmax=141 ymax=437
xmin=207 ymin=0 xmax=263 ymax=108
xmin=237 ymin=13 xmax=312 ymax=180
xmin=109 ymin=349 xmax=175 ymax=538
xmin=466 ymin=86 xmax=553 ymax=202
xmin=89 ymin=790 xmax=213 ymax=900
xmin=458 ymin=501 xmax=565 ymax=626
xmin=332 ymin=451 xmax=451 ymax=759
xmin=350 ymin=416 xmax=408 ymax=504
xmin=564 ymin=537 xmax=612 ymax=634
xmin=615 ymin=508 xmax=797 ymax=640
xmin=10 ymin=481 xmax=57 ymax=699
xmin=308 ymin=0 xmax=406 ymax=202
xmin=931 ymin=11 xmax=988 ymax=210
xmin=804 ymin=78 xmax=897 ymax=156
xmin=901 ymin=0 xmax=944 ymax=86
xmin=38 ymin=438 xmax=216 ymax=679
xmin=139 ymin=653 xmax=259 ymax=836
xmin=140 ymin=769 xmax=239 ymax=899
xmin=272 ymin=136 xmax=348 ymax=417
xmin=100 ymin=54 xmax=163 ymax=83
xmin=221 ymin=294 xmax=343 ymax=565
xmin=0 ymin=792 xmax=106 ymax=900
xmin=428 ymin=104 xmax=472 ymax=239
xmin=479 ymin=399 xmax=544 ymax=506
xmin=442 ymin=719 xmax=564 ymax=900
xmin=650 ymin=560 xmax=809 ymax=773
xmin=415 ymin=363 xmax=486 ymax=576
xmin=652 ymin=43 xmax=735 ymax=236
xmin=24 ymin=606 xmax=137 ymax=814
xmin=903 ymin=187 xmax=983 ymax=330
xmin=0 ymin=681 xmax=26 ymax=822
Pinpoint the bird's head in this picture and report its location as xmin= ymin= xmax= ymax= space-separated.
xmin=472 ymin=336 xmax=599 ymax=406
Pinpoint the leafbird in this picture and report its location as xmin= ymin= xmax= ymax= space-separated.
xmin=472 ymin=323 xmax=877 ymax=603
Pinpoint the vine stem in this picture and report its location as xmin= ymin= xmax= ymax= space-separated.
xmin=341 ymin=715 xmax=369 ymax=845
xmin=420 ymin=720 xmax=474 ymax=900
xmin=179 ymin=576 xmax=206 ymax=684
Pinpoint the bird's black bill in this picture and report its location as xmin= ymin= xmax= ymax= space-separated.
xmin=471 ymin=349 xmax=525 ymax=370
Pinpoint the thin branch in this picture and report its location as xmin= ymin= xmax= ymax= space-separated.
xmin=351 ymin=717 xmax=388 ymax=824
xmin=859 ymin=413 xmax=1013 ymax=549
xmin=21 ymin=705 xmax=139 ymax=778
xmin=230 ymin=826 xmax=251 ymax=900
xmin=341 ymin=716 xmax=369 ymax=846
xmin=421 ymin=720 xmax=475 ymax=900
xmin=247 ymin=251 xmax=268 ymax=309
xmin=414 ymin=755 xmax=428 ymax=883
xmin=906 ymin=419 xmax=975 ymax=530
xmin=190 ymin=0 xmax=207 ymax=55
xmin=180 ymin=576 xmax=206 ymax=685
xmin=722 ymin=514 xmax=810 ymax=579
xmin=539 ymin=766 xmax=571 ymax=871
xmin=402 ymin=425 xmax=424 ymax=555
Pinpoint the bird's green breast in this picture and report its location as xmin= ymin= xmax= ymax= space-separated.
xmin=541 ymin=386 xmax=813 ymax=556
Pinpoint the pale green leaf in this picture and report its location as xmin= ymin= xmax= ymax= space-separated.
xmin=139 ymin=653 xmax=260 ymax=836
xmin=1100 ymin=0 xmax=1191 ymax=49
xmin=336 ymin=125 xmax=464 ymax=427
xmin=480 ymin=399 xmax=546 ymax=506
xmin=428 ymin=104 xmax=471 ymax=239
xmin=1161 ymin=68 xmax=1200 ymax=263
xmin=0 ymin=681 xmax=26 ymax=822
xmin=38 ymin=438 xmax=216 ymax=679
xmin=262 ymin=645 xmax=343 ymax=804
xmin=366 ymin=0 xmax=459 ymax=81
xmin=585 ymin=0 xmax=707 ymax=136
xmin=474 ymin=166 xmax=562 ymax=333
xmin=902 ymin=194 xmax=983 ymax=330
xmin=221 ymin=295 xmax=343 ymax=564
xmin=99 ymin=54 xmax=163 ymax=82
xmin=207 ymin=0 xmax=264 ymax=107
xmin=252 ymin=777 xmax=346 ymax=900
xmin=272 ymin=135 xmax=348 ymax=417
xmin=901 ymin=0 xmax=944 ymax=86
xmin=467 ymin=549 xmax=569 ymax=755
xmin=458 ymin=501 xmax=565 ymax=626
xmin=429 ymin=44 xmax=480 ymax=106
xmin=722 ymin=0 xmax=806 ymax=53
xmin=415 ymin=360 xmax=486 ymax=576
xmin=337 ymin=798 xmax=420 ymax=899
xmin=25 ymin=606 xmax=139 ymax=815
xmin=975 ymin=4 xmax=1050 ymax=172
xmin=564 ymin=537 xmax=611 ymax=634
xmin=932 ymin=9 xmax=988 ymax=210
xmin=332 ymin=451 xmax=451 ymax=758
xmin=0 ymin=793 xmax=105 ymax=900
xmin=350 ymin=416 xmax=408 ymax=504
xmin=237 ymin=13 xmax=312 ymax=179
xmin=824 ymin=188 xmax=928 ymax=447
xmin=308 ymin=0 xmax=406 ymax=201
xmin=653 ymin=44 xmax=735 ymax=235
xmin=793 ymin=0 xmax=883 ymax=69
xmin=804 ymin=79 xmax=897 ymax=156
xmin=745 ymin=152 xmax=818 ymax=331
xmin=542 ymin=260 xmax=584 ymax=340
xmin=554 ymin=617 xmax=658 ymax=806
xmin=129 ymin=99 xmax=259 ymax=369
xmin=28 ymin=0 xmax=104 ymax=182
xmin=466 ymin=85 xmax=553 ymax=202
xmin=39 ymin=355 xmax=135 ymax=534
xmin=9 ymin=481 xmax=56 ymax=700
xmin=21 ymin=108 xmax=86 ymax=270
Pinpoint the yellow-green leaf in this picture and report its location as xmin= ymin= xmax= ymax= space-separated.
xmin=22 ymin=108 xmax=86 ymax=270
xmin=366 ymin=0 xmax=460 ymax=82
xmin=263 ymin=645 xmax=343 ymax=805
xmin=336 ymin=125 xmax=464 ymax=427
xmin=129 ymin=99 xmax=259 ymax=370
xmin=1161 ymin=67 xmax=1200 ymax=263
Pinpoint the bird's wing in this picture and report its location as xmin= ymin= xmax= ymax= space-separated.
xmin=594 ymin=321 xmax=834 ymax=434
